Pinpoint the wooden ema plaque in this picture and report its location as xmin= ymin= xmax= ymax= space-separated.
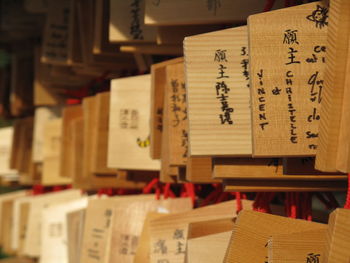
xmin=42 ymin=118 xmax=72 ymax=185
xmin=41 ymin=0 xmax=77 ymax=65
xmin=316 ymin=0 xmax=350 ymax=173
xmin=184 ymin=26 xmax=252 ymax=157
xmin=108 ymin=75 xmax=161 ymax=171
xmin=224 ymin=210 xmax=326 ymax=263
xmin=160 ymin=68 xmax=178 ymax=183
xmin=33 ymin=106 xmax=62 ymax=163
xmin=165 ymin=62 xmax=187 ymax=167
xmin=249 ymin=2 xmax=328 ymax=157
xmin=150 ymin=57 xmax=183 ymax=160
xmin=60 ymin=105 xmax=82 ymax=178
xmin=324 ymin=208 xmax=350 ymax=263
xmin=267 ymin=229 xmax=327 ymax=263
xmin=149 ymin=200 xmax=248 ymax=263
xmin=109 ymin=0 xmax=157 ymax=43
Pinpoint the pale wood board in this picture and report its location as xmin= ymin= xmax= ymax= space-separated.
xmin=186 ymin=156 xmax=220 ymax=183
xmin=159 ymin=61 xmax=182 ymax=183
xmin=187 ymin=231 xmax=232 ymax=263
xmin=23 ymin=189 xmax=82 ymax=257
xmin=109 ymin=0 xmax=157 ymax=43
xmin=134 ymin=212 xmax=166 ymax=263
xmin=33 ymin=106 xmax=62 ymax=163
xmin=284 ymin=157 xmax=345 ymax=175
xmin=316 ymin=0 xmax=350 ymax=172
xmin=90 ymin=92 xmax=118 ymax=176
xmin=71 ymin=117 xmax=87 ymax=189
xmin=223 ymin=179 xmax=347 ymax=192
xmin=187 ymin=217 xmax=234 ymax=239
xmin=150 ymin=58 xmax=185 ymax=159
xmin=40 ymin=197 xmax=89 ymax=263
xmin=67 ymin=209 xmax=86 ymax=263
xmin=149 ymin=200 xmax=252 ymax=263
xmin=144 ymin=0 xmax=284 ymax=25
xmin=17 ymin=202 xmax=30 ymax=256
xmin=107 ymin=197 xmax=192 ymax=263
xmin=108 ymin=75 xmax=161 ymax=170
xmin=184 ymin=26 xmax=251 ymax=156
xmin=60 ymin=105 xmax=83 ymax=178
xmin=1 ymin=200 xmax=16 ymax=254
xmin=0 ymin=190 xmax=28 ymax=246
xmin=224 ymin=210 xmax=326 ymax=263
xmin=82 ymin=96 xmax=96 ymax=188
xmin=268 ymin=229 xmax=327 ymax=263
xmin=80 ymin=195 xmax=163 ymax=263
xmin=324 ymin=208 xmax=350 ymax=263
xmin=11 ymin=195 xmax=34 ymax=252
xmin=80 ymin=198 xmax=118 ymax=263
xmin=214 ymin=157 xmax=347 ymax=179
xmin=0 ymin=127 xmax=18 ymax=176
xmin=42 ymin=118 xmax=72 ymax=185
xmin=213 ymin=158 xmax=283 ymax=179
xmin=165 ymin=61 xmax=187 ymax=166
xmin=248 ymin=2 xmax=327 ymax=156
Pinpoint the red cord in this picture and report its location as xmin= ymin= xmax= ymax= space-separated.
xmin=142 ymin=178 xmax=159 ymax=194
xmin=32 ymin=184 xmax=45 ymax=195
xmin=163 ymin=183 xmax=171 ymax=199
xmin=200 ymin=185 xmax=222 ymax=207
xmin=185 ymin=183 xmax=196 ymax=206
xmin=236 ymin=192 xmax=243 ymax=213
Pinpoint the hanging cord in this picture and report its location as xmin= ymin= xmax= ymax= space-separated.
xmin=301 ymin=193 xmax=313 ymax=221
xmin=253 ymin=192 xmax=275 ymax=213
xmin=200 ymin=184 xmax=222 ymax=207
xmin=286 ymin=192 xmax=299 ymax=219
xmin=32 ymin=184 xmax=45 ymax=195
xmin=235 ymin=192 xmax=243 ymax=213
xmin=184 ymin=183 xmax=196 ymax=206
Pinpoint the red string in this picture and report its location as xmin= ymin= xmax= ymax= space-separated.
xmin=185 ymin=183 xmax=196 ymax=206
xmin=200 ymin=184 xmax=222 ymax=207
xmin=142 ymin=178 xmax=159 ymax=194
xmin=163 ymin=183 xmax=171 ymax=199
xmin=32 ymin=184 xmax=45 ymax=195
xmin=285 ymin=193 xmax=290 ymax=217
xmin=52 ymin=186 xmax=63 ymax=192
xmin=155 ymin=187 xmax=161 ymax=200
xmin=236 ymin=192 xmax=243 ymax=213
xmin=263 ymin=0 xmax=275 ymax=12
xmin=301 ymin=193 xmax=313 ymax=221
xmin=253 ymin=192 xmax=274 ymax=213
xmin=216 ymin=192 xmax=230 ymax=203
